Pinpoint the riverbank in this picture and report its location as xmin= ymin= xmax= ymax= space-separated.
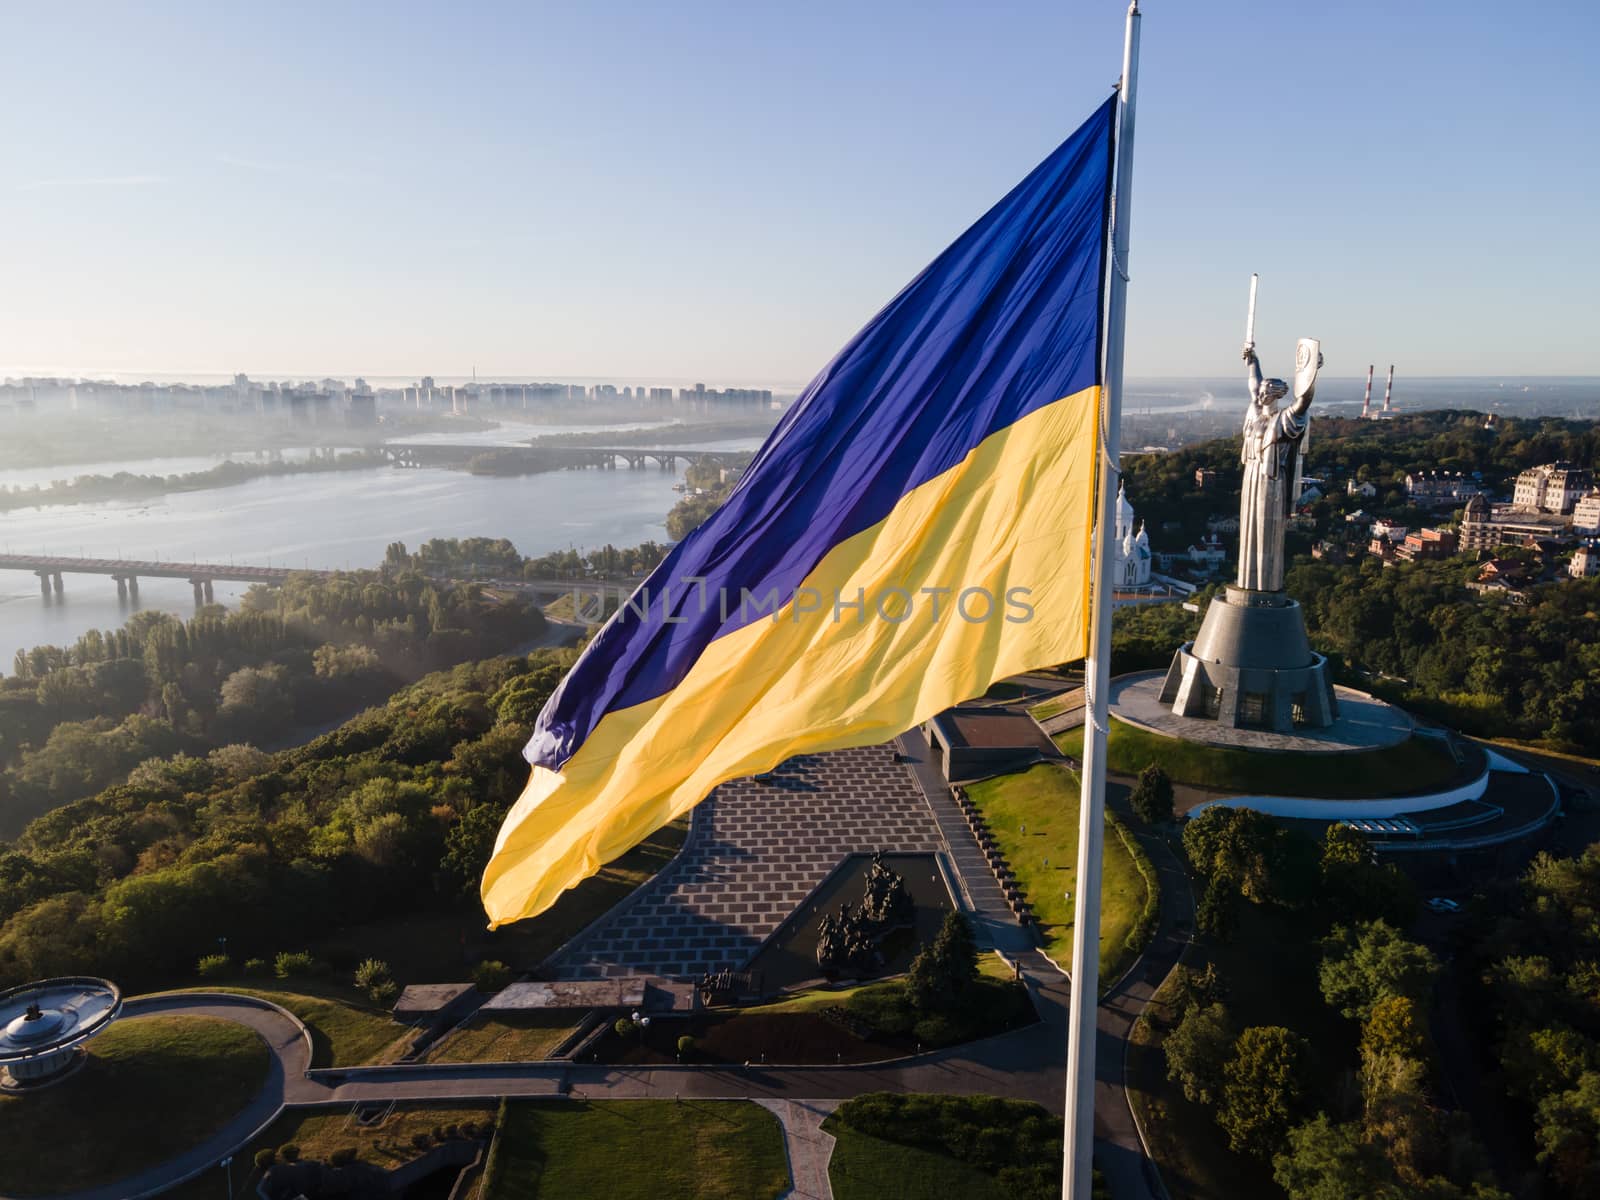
xmin=0 ymin=451 xmax=390 ymax=512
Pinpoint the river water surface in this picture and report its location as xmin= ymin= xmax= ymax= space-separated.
xmin=0 ymin=443 xmax=723 ymax=668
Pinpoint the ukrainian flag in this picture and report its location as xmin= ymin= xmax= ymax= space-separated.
xmin=483 ymin=97 xmax=1116 ymax=927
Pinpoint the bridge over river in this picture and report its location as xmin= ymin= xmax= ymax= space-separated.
xmin=382 ymin=443 xmax=748 ymax=472
xmin=0 ymin=553 xmax=641 ymax=611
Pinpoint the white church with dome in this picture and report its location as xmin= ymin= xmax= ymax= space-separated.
xmin=1115 ymin=481 xmax=1153 ymax=589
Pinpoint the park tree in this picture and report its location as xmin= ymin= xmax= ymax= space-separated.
xmin=489 ymin=665 xmax=567 ymax=731
xmin=1319 ymin=920 xmax=1439 ymax=1020
xmin=441 ymin=803 xmax=511 ymax=896
xmin=1217 ymin=1025 xmax=1311 ymax=1158
xmin=1130 ymin=764 xmax=1175 ymax=825
xmin=1501 ymin=1024 xmax=1600 ymax=1102
xmin=1319 ymin=825 xmax=1417 ymax=926
xmin=1273 ymin=1115 xmax=1389 ymax=1200
xmin=1196 ymin=879 xmax=1239 ymax=942
xmin=1163 ymin=1002 xmax=1235 ymax=1107
xmin=1181 ymin=805 xmax=1311 ymax=906
xmin=906 ymin=911 xmax=978 ymax=1013
xmin=1536 ymin=1070 xmax=1600 ymax=1195
xmin=1361 ymin=994 xmax=1429 ymax=1064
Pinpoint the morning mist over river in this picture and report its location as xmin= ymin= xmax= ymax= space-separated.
xmin=0 ymin=413 xmax=771 ymax=670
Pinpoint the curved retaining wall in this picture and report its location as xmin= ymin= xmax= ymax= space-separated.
xmin=1186 ymin=763 xmax=1492 ymax=820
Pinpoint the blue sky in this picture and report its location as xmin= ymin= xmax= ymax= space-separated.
xmin=3 ymin=1 xmax=1596 ymax=384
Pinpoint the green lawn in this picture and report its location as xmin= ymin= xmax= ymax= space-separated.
xmin=825 ymin=1093 xmax=1094 ymax=1200
xmin=965 ymin=762 xmax=1155 ymax=983
xmin=1055 ymin=719 xmax=1461 ymax=799
xmin=482 ymin=1100 xmax=789 ymax=1199
xmin=0 ymin=1015 xmax=268 ymax=1196
xmin=1029 ymin=691 xmax=1083 ymax=722
xmin=167 ymin=983 xmax=405 ymax=1066
xmin=829 ymin=1126 xmax=1009 ymax=1199
xmin=751 ymin=952 xmax=1018 ymax=1014
xmin=425 ymin=1011 xmax=577 ymax=1063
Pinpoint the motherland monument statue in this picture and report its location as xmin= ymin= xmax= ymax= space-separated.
xmin=1236 ymin=271 xmax=1322 ymax=593
xmin=1157 ymin=275 xmax=1337 ymax=732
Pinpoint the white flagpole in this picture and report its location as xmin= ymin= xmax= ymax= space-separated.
xmin=1064 ymin=3 xmax=1140 ymax=1199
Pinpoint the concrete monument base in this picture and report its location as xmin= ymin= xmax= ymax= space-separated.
xmin=1159 ymin=586 xmax=1337 ymax=732
xmin=1114 ymin=671 xmax=1412 ymax=754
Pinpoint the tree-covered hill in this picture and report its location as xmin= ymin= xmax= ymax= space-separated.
xmin=0 ymin=571 xmax=545 ymax=835
xmin=0 ymin=649 xmax=571 ymax=989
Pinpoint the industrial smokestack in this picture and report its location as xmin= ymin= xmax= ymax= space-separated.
xmin=1361 ymin=364 xmax=1374 ymax=419
xmin=1382 ymin=364 xmax=1394 ymax=415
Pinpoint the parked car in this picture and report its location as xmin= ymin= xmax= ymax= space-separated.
xmin=1426 ymin=897 xmax=1461 ymax=914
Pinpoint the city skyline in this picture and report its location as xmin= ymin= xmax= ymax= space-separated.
xmin=4 ymin=1 xmax=1598 ymax=382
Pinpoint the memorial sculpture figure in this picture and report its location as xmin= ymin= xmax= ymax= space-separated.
xmin=1237 ymin=303 xmax=1321 ymax=591
xmin=1157 ymin=275 xmax=1337 ymax=731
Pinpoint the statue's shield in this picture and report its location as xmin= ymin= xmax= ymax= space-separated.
xmin=1294 ymin=337 xmax=1322 ymax=401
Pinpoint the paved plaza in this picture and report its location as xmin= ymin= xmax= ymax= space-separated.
xmin=1110 ymin=670 xmax=1413 ymax=753
xmin=549 ymin=744 xmax=946 ymax=980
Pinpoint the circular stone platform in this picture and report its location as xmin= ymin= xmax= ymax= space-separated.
xmin=1110 ymin=670 xmax=1413 ymax=754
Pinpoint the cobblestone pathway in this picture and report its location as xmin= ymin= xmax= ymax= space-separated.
xmin=550 ymin=743 xmax=944 ymax=979
xmin=755 ymin=1098 xmax=838 ymax=1200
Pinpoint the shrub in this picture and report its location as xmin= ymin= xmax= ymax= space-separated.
xmin=613 ymin=1017 xmax=634 ymax=1039
xmin=274 ymin=950 xmax=322 ymax=979
xmin=354 ymin=957 xmax=392 ymax=992
xmin=196 ymin=952 xmax=231 ymax=978
xmin=242 ymin=957 xmax=269 ymax=976
xmin=367 ymin=977 xmax=399 ymax=1006
xmin=472 ymin=959 xmax=513 ymax=993
xmin=912 ymin=1012 xmax=961 ymax=1046
xmin=328 ymin=1147 xmax=356 ymax=1167
xmin=432 ymin=1125 xmax=447 ymax=1143
xmin=253 ymin=1148 xmax=277 ymax=1170
xmin=677 ymin=1035 xmax=696 ymax=1058
xmin=444 ymin=1123 xmax=460 ymax=1138
xmin=410 ymin=1132 xmax=432 ymax=1151
xmin=278 ymin=1144 xmax=300 ymax=1162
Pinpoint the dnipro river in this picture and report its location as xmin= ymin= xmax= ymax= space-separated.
xmin=0 ymin=424 xmax=766 ymax=670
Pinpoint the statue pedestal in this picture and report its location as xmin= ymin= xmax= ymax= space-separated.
xmin=1158 ymin=586 xmax=1337 ymax=732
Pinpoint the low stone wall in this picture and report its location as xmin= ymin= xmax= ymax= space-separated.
xmin=1185 ymin=763 xmax=1493 ymax=820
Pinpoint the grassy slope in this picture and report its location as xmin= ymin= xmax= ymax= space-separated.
xmin=965 ymin=763 xmax=1153 ymax=982
xmin=1056 ymin=720 xmax=1461 ymax=799
xmin=828 ymin=1126 xmax=1008 ymax=1200
xmin=484 ymin=1100 xmax=789 ymax=1200
xmin=166 ymin=981 xmax=404 ymax=1066
xmin=0 ymin=1015 xmax=268 ymax=1197
xmin=425 ymin=1012 xmax=577 ymax=1063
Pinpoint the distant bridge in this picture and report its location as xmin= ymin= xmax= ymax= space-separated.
xmin=0 ymin=552 xmax=643 ymax=611
xmin=0 ymin=553 xmax=322 ymax=604
xmin=381 ymin=444 xmax=747 ymax=472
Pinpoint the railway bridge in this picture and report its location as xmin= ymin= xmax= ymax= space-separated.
xmin=0 ymin=553 xmax=644 ymax=614
xmin=380 ymin=444 xmax=746 ymax=472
